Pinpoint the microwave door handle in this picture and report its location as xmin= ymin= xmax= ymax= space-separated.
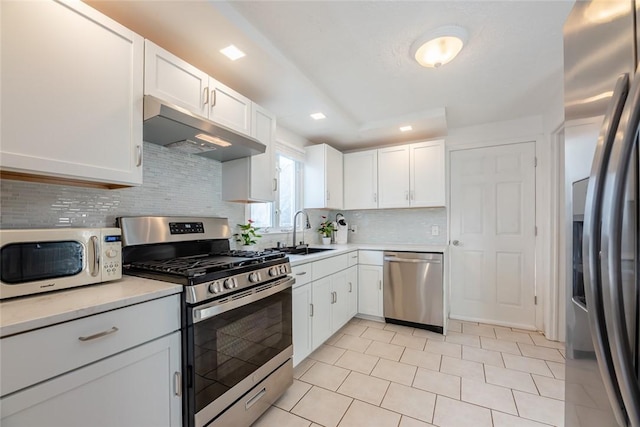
xmin=601 ymin=70 xmax=640 ymax=427
xmin=89 ymin=235 xmax=100 ymax=277
xmin=583 ymin=73 xmax=630 ymax=427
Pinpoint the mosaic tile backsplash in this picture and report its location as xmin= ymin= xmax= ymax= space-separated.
xmin=1 ymin=142 xmax=446 ymax=247
xmin=0 ymin=143 xmax=245 ymax=230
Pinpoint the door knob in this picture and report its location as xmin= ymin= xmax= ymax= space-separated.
xmin=452 ymin=240 xmax=461 ymax=246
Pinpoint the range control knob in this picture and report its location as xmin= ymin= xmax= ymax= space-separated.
xmin=268 ymin=267 xmax=279 ymax=277
xmin=208 ymin=282 xmax=220 ymax=294
xmin=248 ymin=272 xmax=260 ymax=283
xmin=223 ymin=278 xmax=235 ymax=289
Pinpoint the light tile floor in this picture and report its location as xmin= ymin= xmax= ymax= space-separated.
xmin=253 ymin=318 xmax=566 ymax=427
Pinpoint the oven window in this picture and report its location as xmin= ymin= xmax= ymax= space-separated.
xmin=1 ymin=241 xmax=84 ymax=284
xmin=190 ymin=288 xmax=292 ymax=413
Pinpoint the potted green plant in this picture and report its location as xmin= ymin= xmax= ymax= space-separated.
xmin=235 ymin=219 xmax=261 ymax=250
xmin=317 ymin=216 xmax=335 ymax=245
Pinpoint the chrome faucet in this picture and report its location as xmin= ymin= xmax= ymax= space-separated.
xmin=292 ymin=210 xmax=310 ymax=248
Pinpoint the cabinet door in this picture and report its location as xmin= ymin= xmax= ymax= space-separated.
xmin=410 ymin=140 xmax=446 ymax=207
xmin=358 ymin=265 xmax=383 ymax=317
xmin=330 ymin=270 xmax=350 ymax=332
xmin=311 ymin=277 xmax=333 ymax=348
xmin=144 ymin=40 xmax=209 ymax=118
xmin=221 ymin=104 xmax=275 ymax=202
xmin=378 ymin=145 xmax=410 ymax=208
xmin=346 ymin=266 xmax=358 ymax=319
xmin=292 ymin=284 xmax=313 ymax=366
xmin=344 ymin=150 xmax=378 ymax=209
xmin=326 ymin=145 xmax=344 ymax=209
xmin=1 ymin=332 xmax=182 ymax=427
xmin=1 ymin=0 xmax=143 ymax=187
xmin=209 ymin=78 xmax=252 ymax=136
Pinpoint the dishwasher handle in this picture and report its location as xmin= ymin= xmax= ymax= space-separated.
xmin=383 ymin=256 xmax=441 ymax=264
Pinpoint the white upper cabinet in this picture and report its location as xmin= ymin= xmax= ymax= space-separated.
xmin=410 ymin=140 xmax=446 ymax=207
xmin=304 ymin=144 xmax=343 ymax=209
xmin=144 ymin=40 xmax=209 ymax=117
xmin=1 ymin=0 xmax=144 ymax=188
xmin=343 ymin=150 xmax=378 ymax=210
xmin=378 ymin=145 xmax=411 ymax=208
xmin=378 ymin=140 xmax=445 ymax=208
xmin=209 ymin=79 xmax=252 ymax=136
xmin=222 ymin=103 xmax=276 ymax=202
xmin=144 ymin=40 xmax=252 ymax=137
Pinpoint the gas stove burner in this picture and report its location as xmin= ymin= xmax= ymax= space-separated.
xmin=218 ymin=249 xmax=285 ymax=260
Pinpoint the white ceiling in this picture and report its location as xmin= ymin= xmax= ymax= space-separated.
xmin=88 ymin=0 xmax=575 ymax=151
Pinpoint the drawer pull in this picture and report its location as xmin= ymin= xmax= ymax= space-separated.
xmin=78 ymin=326 xmax=119 ymax=342
xmin=174 ymin=372 xmax=182 ymax=397
xmin=296 ymin=271 xmax=307 ymax=276
xmin=246 ymin=387 xmax=267 ymax=410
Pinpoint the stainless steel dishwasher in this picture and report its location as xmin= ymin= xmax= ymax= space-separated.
xmin=383 ymin=251 xmax=444 ymax=333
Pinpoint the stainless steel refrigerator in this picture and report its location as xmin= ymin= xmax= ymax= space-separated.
xmin=564 ymin=1 xmax=639 ymax=426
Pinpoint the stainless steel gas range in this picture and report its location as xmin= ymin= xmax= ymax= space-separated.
xmin=117 ymin=216 xmax=293 ymax=427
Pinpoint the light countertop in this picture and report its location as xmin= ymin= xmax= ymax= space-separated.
xmin=286 ymin=243 xmax=447 ymax=266
xmin=0 ymin=276 xmax=182 ymax=338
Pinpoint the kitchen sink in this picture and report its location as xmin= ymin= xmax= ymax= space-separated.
xmin=275 ymin=246 xmax=335 ymax=255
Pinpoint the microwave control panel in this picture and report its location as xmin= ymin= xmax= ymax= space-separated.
xmin=101 ymin=228 xmax=122 ymax=280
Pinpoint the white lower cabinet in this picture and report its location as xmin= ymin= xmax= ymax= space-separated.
xmin=292 ymin=283 xmax=313 ymax=366
xmin=0 ymin=295 xmax=181 ymax=426
xmin=1 ymin=332 xmax=181 ymax=427
xmin=358 ymin=250 xmax=384 ymax=318
xmin=291 ymin=251 xmax=359 ymax=365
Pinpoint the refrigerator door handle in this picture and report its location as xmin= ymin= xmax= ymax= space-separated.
xmin=601 ymin=68 xmax=640 ymax=427
xmin=583 ymin=72 xmax=630 ymax=427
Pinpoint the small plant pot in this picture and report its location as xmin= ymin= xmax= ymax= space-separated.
xmin=321 ymin=237 xmax=331 ymax=245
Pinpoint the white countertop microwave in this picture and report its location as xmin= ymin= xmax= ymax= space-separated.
xmin=0 ymin=228 xmax=122 ymax=300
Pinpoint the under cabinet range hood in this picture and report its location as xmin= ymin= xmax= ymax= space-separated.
xmin=142 ymin=95 xmax=266 ymax=162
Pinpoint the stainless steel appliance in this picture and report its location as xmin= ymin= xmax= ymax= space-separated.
xmin=0 ymin=227 xmax=122 ymax=299
xmin=383 ymin=251 xmax=444 ymax=333
xmin=564 ymin=1 xmax=639 ymax=425
xmin=117 ymin=216 xmax=293 ymax=427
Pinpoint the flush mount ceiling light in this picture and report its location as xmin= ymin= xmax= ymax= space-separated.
xmin=310 ymin=112 xmax=326 ymax=120
xmin=411 ymin=25 xmax=468 ymax=68
xmin=399 ymin=125 xmax=413 ymax=132
xmin=220 ymin=45 xmax=245 ymax=61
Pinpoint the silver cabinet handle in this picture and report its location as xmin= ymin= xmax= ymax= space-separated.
xmin=174 ymin=372 xmax=182 ymax=397
xmin=383 ymin=257 xmax=441 ymax=264
xmin=296 ymin=271 xmax=307 ymax=276
xmin=89 ymin=235 xmax=100 ymax=277
xmin=405 ymin=191 xmax=409 ymax=201
xmin=211 ymin=89 xmax=217 ymax=109
xmin=452 ymin=240 xmax=461 ymax=246
xmin=583 ymin=73 xmax=629 ymax=427
xmin=600 ymin=69 xmax=640 ymax=426
xmin=378 ymin=280 xmax=382 ymax=290
xmin=410 ymin=190 xmax=414 ymax=201
xmin=273 ymin=178 xmax=278 ymax=192
xmin=136 ymin=145 xmax=143 ymax=167
xmin=348 ymin=282 xmax=352 ymax=292
xmin=78 ymin=326 xmax=119 ymax=342
xmin=327 ymin=190 xmax=331 ymax=201
xmin=203 ymin=86 xmax=209 ymax=107
xmin=245 ymin=387 xmax=267 ymax=410
xmin=309 ymin=303 xmax=314 ymax=317
xmin=373 ymin=193 xmax=377 ymax=203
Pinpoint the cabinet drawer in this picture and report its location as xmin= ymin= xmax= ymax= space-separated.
xmin=347 ymin=251 xmax=359 ymax=267
xmin=312 ymin=254 xmax=348 ymax=281
xmin=291 ymin=263 xmax=312 ymax=287
xmin=359 ymin=250 xmax=383 ymax=266
xmin=1 ymin=294 xmax=180 ymax=397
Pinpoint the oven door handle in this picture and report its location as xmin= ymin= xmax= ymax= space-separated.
xmin=193 ymin=277 xmax=294 ymax=323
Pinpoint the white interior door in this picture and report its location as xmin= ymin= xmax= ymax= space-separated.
xmin=449 ymin=142 xmax=536 ymax=329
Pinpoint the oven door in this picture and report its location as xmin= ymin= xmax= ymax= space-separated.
xmin=185 ymin=276 xmax=293 ymax=427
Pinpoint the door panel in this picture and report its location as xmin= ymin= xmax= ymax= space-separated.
xmin=450 ymin=142 xmax=536 ymax=328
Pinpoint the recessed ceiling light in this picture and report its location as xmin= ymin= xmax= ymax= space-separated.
xmin=400 ymin=125 xmax=413 ymax=132
xmin=220 ymin=45 xmax=246 ymax=61
xmin=310 ymin=112 xmax=326 ymax=120
xmin=411 ymin=25 xmax=468 ymax=68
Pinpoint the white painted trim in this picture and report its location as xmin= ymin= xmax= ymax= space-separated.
xmin=446 ymin=133 xmax=549 ymax=332
xmin=449 ymin=314 xmax=537 ymax=331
